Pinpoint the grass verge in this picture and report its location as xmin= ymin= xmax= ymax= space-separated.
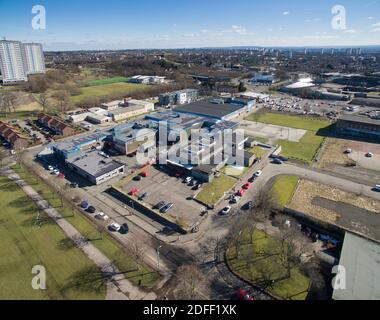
xmin=227 ymin=229 xmax=310 ymax=300
xmin=0 ymin=176 xmax=106 ymax=300
xmin=12 ymin=165 xmax=160 ymax=289
xmin=196 ymin=174 xmax=236 ymax=207
xmin=271 ymin=176 xmax=299 ymax=207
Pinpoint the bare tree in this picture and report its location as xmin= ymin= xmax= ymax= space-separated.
xmin=174 ymin=265 xmax=210 ymax=300
xmin=127 ymin=242 xmax=146 ymax=272
xmin=36 ymin=93 xmax=49 ymax=112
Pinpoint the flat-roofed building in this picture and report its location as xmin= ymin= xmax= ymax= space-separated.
xmin=66 ymin=151 xmax=125 ymax=185
xmin=333 ymin=232 xmax=380 ymax=300
xmin=109 ymin=100 xmax=154 ymax=122
xmin=336 ymin=114 xmax=380 ymax=139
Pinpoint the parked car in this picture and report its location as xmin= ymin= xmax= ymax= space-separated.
xmin=87 ymin=206 xmax=96 ymax=214
xmin=53 ymin=169 xmax=60 ymax=176
xmin=278 ymin=156 xmax=289 ymax=162
xmin=96 ymin=212 xmax=109 ymax=221
xmin=184 ymin=176 xmax=193 ymax=184
xmin=243 ymin=201 xmax=254 ymax=211
xmin=80 ymin=201 xmax=90 ymax=209
xmin=133 ymin=175 xmax=143 ymax=181
xmin=243 ymin=183 xmax=252 ymax=190
xmin=109 ymin=223 xmax=121 ymax=232
xmin=154 ymin=201 xmax=166 ymax=210
xmin=373 ymin=185 xmax=380 ymax=192
xmin=70 ymin=182 xmax=79 ymax=188
xmin=47 ymin=165 xmax=54 ymax=171
xmin=272 ymin=158 xmax=283 ymax=165
xmin=254 ymin=170 xmax=263 ymax=177
xmin=230 ymin=196 xmax=241 ymax=204
xmin=120 ymin=223 xmax=129 ymax=234
xmin=220 ymin=206 xmax=231 ymax=216
xmin=365 ymin=152 xmax=374 ymax=158
xmin=160 ymin=203 xmax=174 ymax=213
xmin=237 ymin=289 xmax=254 ymax=301
xmin=138 ymin=192 xmax=149 ymax=200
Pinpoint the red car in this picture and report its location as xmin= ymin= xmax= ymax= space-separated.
xmin=237 ymin=289 xmax=254 ymax=301
xmin=140 ymin=171 xmax=149 ymax=178
xmin=129 ymin=188 xmax=139 ymax=196
xmin=243 ymin=182 xmax=252 ymax=190
xmin=238 ymin=189 xmax=246 ymax=197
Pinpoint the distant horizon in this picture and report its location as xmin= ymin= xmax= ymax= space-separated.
xmin=1 ymin=0 xmax=380 ymax=51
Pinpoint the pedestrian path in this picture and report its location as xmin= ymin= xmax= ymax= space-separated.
xmin=1 ymin=167 xmax=156 ymax=300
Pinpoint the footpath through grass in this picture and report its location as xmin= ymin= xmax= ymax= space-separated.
xmin=12 ymin=165 xmax=160 ymax=289
xmin=246 ymin=112 xmax=331 ymax=163
xmin=0 ymin=176 xmax=105 ymax=300
xmin=271 ymin=175 xmax=299 ymax=207
xmin=227 ymin=229 xmax=310 ymax=300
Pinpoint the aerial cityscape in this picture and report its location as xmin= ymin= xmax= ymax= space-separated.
xmin=0 ymin=0 xmax=379 ymax=309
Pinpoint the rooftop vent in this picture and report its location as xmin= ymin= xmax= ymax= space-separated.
xmin=209 ymin=99 xmax=225 ymax=105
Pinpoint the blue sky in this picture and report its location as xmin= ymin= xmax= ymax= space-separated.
xmin=1 ymin=0 xmax=380 ymax=50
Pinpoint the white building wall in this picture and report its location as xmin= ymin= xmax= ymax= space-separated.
xmin=23 ymin=43 xmax=46 ymax=75
xmin=0 ymin=41 xmax=28 ymax=84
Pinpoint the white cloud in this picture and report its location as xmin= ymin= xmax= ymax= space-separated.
xmin=372 ymin=22 xmax=380 ymax=27
xmin=344 ymin=29 xmax=357 ymax=34
xmin=283 ymin=11 xmax=290 ymax=16
xmin=371 ymin=27 xmax=380 ymax=32
xmin=231 ymin=25 xmax=247 ymax=34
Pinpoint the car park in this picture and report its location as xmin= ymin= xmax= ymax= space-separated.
xmin=220 ymin=206 xmax=231 ymax=216
xmin=109 ymin=223 xmax=121 ymax=232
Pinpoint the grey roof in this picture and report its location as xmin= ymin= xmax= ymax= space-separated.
xmin=333 ymin=232 xmax=380 ymax=300
xmin=68 ymin=152 xmax=124 ymax=178
xmin=174 ymin=99 xmax=247 ymax=119
xmin=110 ymin=105 xmax=146 ymax=116
xmin=339 ymin=114 xmax=380 ymax=126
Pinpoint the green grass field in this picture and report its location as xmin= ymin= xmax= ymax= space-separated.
xmin=246 ymin=112 xmax=331 ymax=131
xmin=227 ymin=229 xmax=310 ymax=300
xmin=196 ymin=174 xmax=236 ymax=207
xmin=246 ymin=112 xmax=330 ymax=163
xmin=71 ymin=82 xmax=149 ymax=104
xmin=12 ymin=166 xmax=160 ymax=289
xmin=0 ymin=176 xmax=105 ymax=300
xmin=0 ymin=111 xmax=39 ymax=121
xmin=271 ymin=176 xmax=299 ymax=207
xmin=86 ymin=77 xmax=131 ymax=87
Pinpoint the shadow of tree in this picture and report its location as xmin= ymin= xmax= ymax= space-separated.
xmin=57 ymin=238 xmax=77 ymax=251
xmin=61 ymin=266 xmax=107 ymax=294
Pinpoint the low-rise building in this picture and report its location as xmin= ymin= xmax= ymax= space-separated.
xmin=129 ymin=75 xmax=166 ymax=84
xmin=38 ymin=114 xmax=75 ymax=137
xmin=66 ymin=151 xmax=125 ymax=185
xmin=0 ymin=121 xmax=29 ymax=150
xmin=109 ymin=99 xmax=154 ymax=122
xmin=336 ymin=114 xmax=380 ymax=139
xmin=159 ymin=89 xmax=199 ymax=106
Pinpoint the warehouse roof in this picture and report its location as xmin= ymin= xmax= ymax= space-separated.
xmin=333 ymin=232 xmax=380 ymax=300
xmin=339 ymin=114 xmax=380 ymax=126
xmin=67 ymin=152 xmax=124 ymax=178
xmin=174 ymin=99 xmax=248 ymax=119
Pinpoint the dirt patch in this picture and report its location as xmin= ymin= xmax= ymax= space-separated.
xmin=317 ymin=138 xmax=351 ymax=168
xmin=288 ymin=179 xmax=380 ymax=224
